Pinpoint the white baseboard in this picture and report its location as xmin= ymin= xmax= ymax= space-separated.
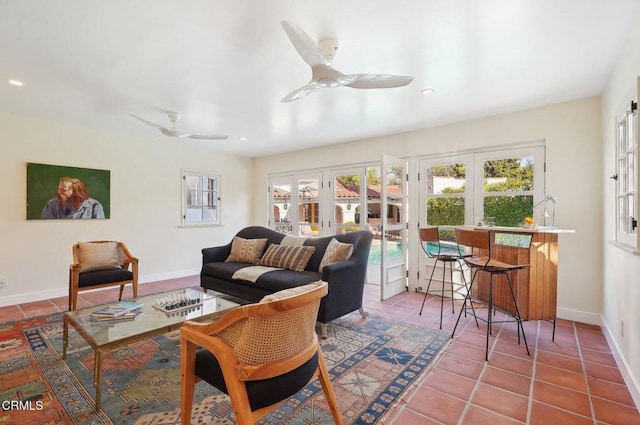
xmin=0 ymin=269 xmax=200 ymax=308
xmin=556 ymin=306 xmax=602 ymax=325
xmin=600 ymin=317 xmax=640 ymax=412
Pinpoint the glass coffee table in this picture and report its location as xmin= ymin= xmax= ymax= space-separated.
xmin=62 ymin=287 xmax=240 ymax=410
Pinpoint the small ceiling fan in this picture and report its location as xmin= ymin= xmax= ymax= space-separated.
xmin=280 ymin=21 xmax=413 ymax=102
xmin=130 ymin=111 xmax=228 ymax=140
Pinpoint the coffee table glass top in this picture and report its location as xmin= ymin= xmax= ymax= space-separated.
xmin=64 ymin=287 xmax=239 ymax=347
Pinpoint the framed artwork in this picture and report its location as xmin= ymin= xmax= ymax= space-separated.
xmin=26 ymin=163 xmax=110 ymax=220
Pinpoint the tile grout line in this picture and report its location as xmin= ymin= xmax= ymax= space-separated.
xmin=525 ymin=321 xmax=540 ymax=424
xmin=574 ymin=322 xmax=600 ymax=425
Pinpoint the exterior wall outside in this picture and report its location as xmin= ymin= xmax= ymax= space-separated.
xmin=0 ymin=114 xmax=254 ymax=307
xmin=601 ymin=17 xmax=640 ymax=408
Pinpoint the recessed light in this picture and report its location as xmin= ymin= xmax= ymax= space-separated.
xmin=239 ymin=137 xmax=247 ymax=141
xmin=8 ymin=79 xmax=24 ymax=86
xmin=421 ymin=88 xmax=434 ymax=95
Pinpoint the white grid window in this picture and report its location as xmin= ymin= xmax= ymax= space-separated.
xmin=615 ymin=100 xmax=638 ymax=247
xmin=182 ymin=170 xmax=221 ymax=226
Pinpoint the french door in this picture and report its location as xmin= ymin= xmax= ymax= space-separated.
xmin=328 ymin=158 xmax=406 ymax=300
xmin=416 ymin=146 xmax=545 ymax=292
xmin=269 ymin=173 xmax=322 ymax=236
xmin=417 ymin=154 xmax=473 ymax=295
xmin=380 ymin=155 xmax=407 ymax=300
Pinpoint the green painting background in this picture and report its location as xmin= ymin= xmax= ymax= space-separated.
xmin=26 ymin=163 xmax=111 ymax=219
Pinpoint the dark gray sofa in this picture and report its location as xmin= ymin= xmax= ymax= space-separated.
xmin=200 ymin=226 xmax=373 ymax=337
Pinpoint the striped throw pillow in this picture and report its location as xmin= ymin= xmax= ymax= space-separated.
xmin=259 ymin=244 xmax=316 ymax=272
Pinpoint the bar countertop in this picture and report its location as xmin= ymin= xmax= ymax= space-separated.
xmin=461 ymin=225 xmax=576 ymax=234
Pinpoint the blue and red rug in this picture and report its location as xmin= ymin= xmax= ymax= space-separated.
xmin=1 ymin=311 xmax=449 ymax=424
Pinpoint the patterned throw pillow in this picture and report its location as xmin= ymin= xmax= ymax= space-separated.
xmin=260 ymin=244 xmax=316 ymax=272
xmin=318 ymin=238 xmax=354 ymax=271
xmin=78 ymin=241 xmax=121 ymax=273
xmin=225 ymin=237 xmax=268 ymax=264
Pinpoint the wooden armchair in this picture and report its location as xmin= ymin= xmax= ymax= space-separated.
xmin=68 ymin=241 xmax=138 ymax=310
xmin=180 ymin=280 xmax=342 ymax=425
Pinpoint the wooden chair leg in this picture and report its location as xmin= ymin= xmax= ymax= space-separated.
xmin=68 ymin=269 xmax=74 ymax=311
xmin=317 ymin=349 xmax=343 ymax=425
xmin=118 ymin=285 xmax=124 ymax=301
xmin=180 ymin=338 xmax=196 ymax=425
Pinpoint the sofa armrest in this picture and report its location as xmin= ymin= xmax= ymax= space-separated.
xmin=202 ymin=244 xmax=232 ymax=264
xmin=319 ymin=258 xmax=366 ymax=324
xmin=321 ymin=259 xmax=354 ymax=277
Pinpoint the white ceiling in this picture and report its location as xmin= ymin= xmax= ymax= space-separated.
xmin=2 ymin=0 xmax=639 ymax=157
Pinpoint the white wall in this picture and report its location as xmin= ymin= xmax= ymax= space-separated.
xmin=0 ymin=114 xmax=254 ymax=306
xmin=254 ymin=96 xmax=603 ymax=322
xmin=601 ymin=18 xmax=640 ymax=407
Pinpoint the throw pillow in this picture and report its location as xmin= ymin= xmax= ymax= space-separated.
xmin=259 ymin=280 xmax=326 ymax=303
xmin=318 ymin=238 xmax=354 ymax=271
xmin=225 ymin=237 xmax=268 ymax=264
xmin=78 ymin=241 xmax=121 ymax=273
xmin=259 ymin=244 xmax=316 ymax=272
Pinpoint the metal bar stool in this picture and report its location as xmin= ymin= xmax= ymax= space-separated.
xmin=451 ymin=228 xmax=531 ymax=361
xmin=418 ymin=227 xmax=470 ymax=329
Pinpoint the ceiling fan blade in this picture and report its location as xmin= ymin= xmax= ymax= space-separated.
xmin=281 ymin=21 xmax=330 ymax=67
xmin=346 ymin=74 xmax=414 ymax=89
xmin=282 ymin=84 xmax=318 ymax=102
xmin=186 ymin=133 xmax=229 ymax=140
xmin=130 ymin=114 xmax=170 ymax=132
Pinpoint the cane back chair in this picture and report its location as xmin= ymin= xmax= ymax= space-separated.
xmin=180 ymin=280 xmax=342 ymax=425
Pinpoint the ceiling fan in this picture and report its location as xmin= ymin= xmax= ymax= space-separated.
xmin=130 ymin=111 xmax=228 ymax=140
xmin=280 ymin=21 xmax=413 ymax=102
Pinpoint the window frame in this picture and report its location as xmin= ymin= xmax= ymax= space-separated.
xmin=181 ymin=169 xmax=222 ymax=227
xmin=614 ymin=96 xmax=639 ymax=249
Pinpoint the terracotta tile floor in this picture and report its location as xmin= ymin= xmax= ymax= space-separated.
xmin=2 ymin=276 xmax=639 ymax=424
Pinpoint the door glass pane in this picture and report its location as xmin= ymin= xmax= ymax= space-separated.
xmin=298 ymin=177 xmax=320 ymax=236
xmin=334 ymin=173 xmax=361 ymax=234
xmin=384 ymin=162 xmax=404 ymax=251
xmin=484 ymin=157 xmax=534 ymax=192
xmin=483 ymin=156 xmax=535 ymax=226
xmin=484 ymin=195 xmax=533 ymax=227
xmin=272 ymin=178 xmax=293 ymax=234
xmin=425 ymin=163 xmax=465 ymax=241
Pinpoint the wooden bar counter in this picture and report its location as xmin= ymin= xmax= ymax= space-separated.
xmin=462 ymin=225 xmax=574 ymax=321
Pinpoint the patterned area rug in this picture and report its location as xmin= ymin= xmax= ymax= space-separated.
xmin=0 ymin=311 xmax=450 ymax=424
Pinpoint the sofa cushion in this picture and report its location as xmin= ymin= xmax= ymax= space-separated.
xmin=202 ymin=262 xmax=253 ymax=281
xmin=260 ymin=244 xmax=316 ymax=272
xmin=78 ymin=268 xmax=133 ymax=288
xmin=254 ymin=269 xmax=322 ymax=292
xmin=225 ymin=237 xmax=268 ymax=264
xmin=78 ymin=241 xmax=121 ymax=273
xmin=259 ymin=280 xmax=325 ymax=303
xmin=318 ymin=238 xmax=353 ymax=271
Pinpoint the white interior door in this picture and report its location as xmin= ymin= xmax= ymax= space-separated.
xmin=380 ymin=154 xmax=407 ymax=301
